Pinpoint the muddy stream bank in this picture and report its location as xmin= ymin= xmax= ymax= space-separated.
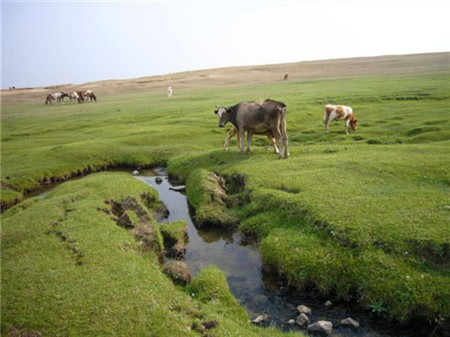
xmin=135 ymin=168 xmax=433 ymax=337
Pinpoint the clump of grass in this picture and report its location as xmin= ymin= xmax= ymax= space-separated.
xmin=160 ymin=221 xmax=187 ymax=246
xmin=367 ymin=138 xmax=383 ymax=144
xmin=186 ymin=169 xmax=237 ymax=228
xmin=189 ymin=266 xmax=244 ymax=311
xmin=240 ymin=212 xmax=281 ymax=239
xmin=160 ymin=220 xmax=188 ymax=257
xmin=405 ymin=126 xmax=442 ymax=136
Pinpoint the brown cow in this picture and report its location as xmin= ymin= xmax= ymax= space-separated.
xmin=215 ymin=99 xmax=289 ymax=159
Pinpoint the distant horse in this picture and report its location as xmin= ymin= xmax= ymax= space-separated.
xmin=54 ymin=92 xmax=69 ymax=103
xmin=45 ymin=94 xmax=55 ymax=105
xmin=283 ymin=74 xmax=288 ymax=80
xmin=84 ymin=90 xmax=97 ymax=102
xmin=167 ymin=86 xmax=173 ymax=97
xmin=69 ymin=91 xmax=79 ymax=103
xmin=45 ymin=92 xmax=68 ymax=104
xmin=76 ymin=91 xmax=84 ymax=103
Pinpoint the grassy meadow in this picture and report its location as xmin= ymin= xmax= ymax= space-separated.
xmin=2 ymin=54 xmax=450 ymax=335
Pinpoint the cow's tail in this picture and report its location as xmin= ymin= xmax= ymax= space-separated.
xmin=279 ymin=106 xmax=289 ymax=158
xmin=280 ymin=106 xmax=287 ymax=138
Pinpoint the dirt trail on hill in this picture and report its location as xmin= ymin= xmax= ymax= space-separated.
xmin=2 ymin=52 xmax=449 ymax=103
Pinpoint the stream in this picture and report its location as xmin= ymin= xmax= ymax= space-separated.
xmin=28 ymin=168 xmax=438 ymax=336
xmin=134 ymin=168 xmax=432 ymax=337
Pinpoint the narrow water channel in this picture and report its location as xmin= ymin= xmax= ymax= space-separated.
xmin=135 ymin=168 xmax=430 ymax=337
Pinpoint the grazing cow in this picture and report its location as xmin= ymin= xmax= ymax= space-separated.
xmin=324 ymin=104 xmax=358 ymax=134
xmin=283 ymin=74 xmax=288 ymax=80
xmin=215 ymin=99 xmax=289 ymax=159
xmin=84 ymin=90 xmax=97 ymax=102
xmin=223 ymin=125 xmax=279 ymax=154
xmin=167 ymin=86 xmax=173 ymax=97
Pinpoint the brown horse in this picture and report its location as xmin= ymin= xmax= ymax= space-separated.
xmin=45 ymin=94 xmax=54 ymax=105
xmin=76 ymin=91 xmax=85 ymax=103
xmin=84 ymin=90 xmax=97 ymax=102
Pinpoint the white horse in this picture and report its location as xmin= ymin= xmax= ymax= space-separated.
xmin=167 ymin=86 xmax=173 ymax=97
xmin=45 ymin=92 xmax=68 ymax=104
xmin=69 ymin=92 xmax=79 ymax=103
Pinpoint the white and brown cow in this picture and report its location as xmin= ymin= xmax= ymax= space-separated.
xmin=324 ymin=104 xmax=358 ymax=134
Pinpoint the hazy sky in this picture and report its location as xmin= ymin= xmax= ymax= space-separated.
xmin=2 ymin=1 xmax=449 ymax=88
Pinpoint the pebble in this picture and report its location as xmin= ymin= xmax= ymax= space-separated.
xmin=297 ymin=304 xmax=312 ymax=315
xmin=341 ymin=317 xmax=360 ymax=328
xmin=307 ymin=320 xmax=333 ymax=336
xmin=296 ymin=313 xmax=310 ymax=327
xmin=252 ymin=314 xmax=268 ymax=324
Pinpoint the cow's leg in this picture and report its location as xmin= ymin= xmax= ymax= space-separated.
xmin=246 ymin=131 xmax=253 ymax=152
xmin=272 ymin=127 xmax=284 ymax=159
xmin=325 ymin=115 xmax=331 ymax=134
xmin=280 ymin=112 xmax=289 ymax=158
xmin=324 ymin=109 xmax=333 ymax=134
xmin=345 ymin=119 xmax=350 ymax=135
xmin=224 ymin=127 xmax=237 ymax=150
xmin=267 ymin=133 xmax=279 ymax=153
xmin=238 ymin=128 xmax=245 ymax=153
xmin=236 ymin=130 xmax=241 ymax=149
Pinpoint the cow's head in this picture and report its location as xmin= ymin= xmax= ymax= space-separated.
xmin=350 ymin=119 xmax=358 ymax=131
xmin=214 ymin=105 xmax=230 ymax=127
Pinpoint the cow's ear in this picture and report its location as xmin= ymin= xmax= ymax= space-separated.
xmin=214 ymin=110 xmax=218 ymax=114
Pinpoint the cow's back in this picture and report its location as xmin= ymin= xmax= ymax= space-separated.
xmin=235 ymin=99 xmax=286 ymax=132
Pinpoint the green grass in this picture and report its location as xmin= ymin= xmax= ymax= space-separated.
xmin=186 ymin=169 xmax=237 ymax=228
xmin=1 ymin=173 xmax=302 ymax=337
xmin=160 ymin=220 xmax=187 ymax=246
xmin=2 ymin=69 xmax=450 ymax=331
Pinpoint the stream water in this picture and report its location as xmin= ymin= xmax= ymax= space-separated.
xmin=134 ymin=168 xmax=435 ymax=337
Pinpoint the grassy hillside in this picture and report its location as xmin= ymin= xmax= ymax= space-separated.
xmin=1 ymin=53 xmax=450 ymax=333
